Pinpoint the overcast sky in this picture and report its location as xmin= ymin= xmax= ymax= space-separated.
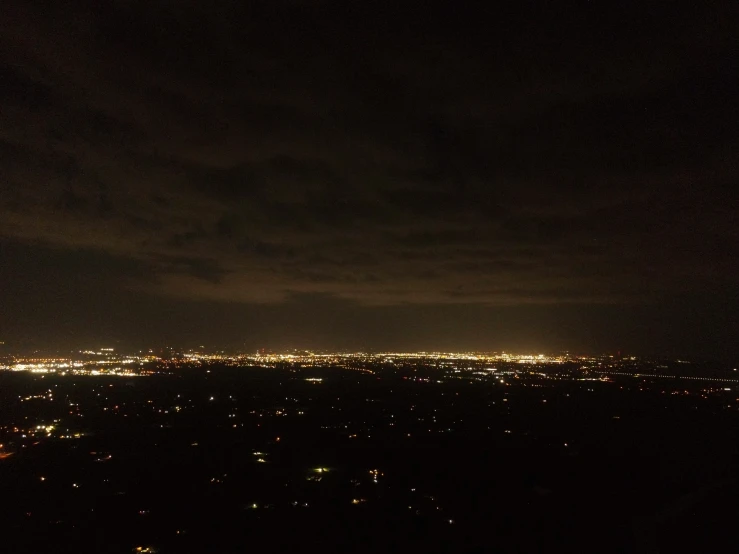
xmin=1 ymin=1 xmax=738 ymax=357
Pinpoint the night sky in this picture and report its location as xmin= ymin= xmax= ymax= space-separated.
xmin=1 ymin=1 xmax=738 ymax=358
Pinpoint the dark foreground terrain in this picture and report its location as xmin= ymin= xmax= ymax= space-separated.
xmin=1 ymin=362 xmax=737 ymax=553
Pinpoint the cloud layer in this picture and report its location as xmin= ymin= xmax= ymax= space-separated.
xmin=1 ymin=1 xmax=738 ymax=353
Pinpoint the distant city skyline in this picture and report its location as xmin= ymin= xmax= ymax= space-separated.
xmin=3 ymin=346 xmax=737 ymax=380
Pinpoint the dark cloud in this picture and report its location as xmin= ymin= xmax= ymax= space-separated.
xmin=155 ymin=255 xmax=230 ymax=284
xmin=1 ymin=1 xmax=738 ymax=356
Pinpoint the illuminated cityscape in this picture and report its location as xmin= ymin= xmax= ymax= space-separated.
xmin=3 ymin=347 xmax=738 ymax=381
xmin=1 ymin=347 xmax=737 ymax=552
